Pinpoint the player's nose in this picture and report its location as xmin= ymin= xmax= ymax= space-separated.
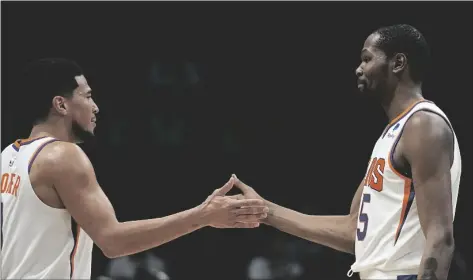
xmin=92 ymin=101 xmax=99 ymax=114
xmin=355 ymin=66 xmax=363 ymax=77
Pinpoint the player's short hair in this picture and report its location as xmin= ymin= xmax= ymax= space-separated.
xmin=22 ymin=58 xmax=83 ymax=125
xmin=373 ymin=24 xmax=430 ymax=83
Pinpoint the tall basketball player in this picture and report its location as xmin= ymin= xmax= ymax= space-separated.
xmin=0 ymin=58 xmax=269 ymax=279
xmin=233 ymin=24 xmax=461 ymax=280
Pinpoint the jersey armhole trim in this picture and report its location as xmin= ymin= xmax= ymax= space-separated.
xmin=389 ymin=110 xmax=455 ymax=178
xmin=388 ymin=125 xmax=411 ymax=181
xmin=382 ymin=99 xmax=431 ymax=138
xmin=69 ymin=219 xmax=81 ymax=279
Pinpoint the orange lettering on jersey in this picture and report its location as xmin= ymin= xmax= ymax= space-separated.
xmin=364 ymin=158 xmax=385 ymax=192
xmin=1 ymin=173 xmax=9 ymax=193
xmin=369 ymin=158 xmax=385 ymax=191
xmin=364 ymin=158 xmax=377 ymax=187
xmin=0 ymin=173 xmax=21 ymax=197
xmin=6 ymin=174 xmax=16 ymax=193
xmin=12 ymin=175 xmax=21 ymax=196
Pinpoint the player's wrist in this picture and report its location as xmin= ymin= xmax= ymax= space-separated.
xmin=192 ymin=203 xmax=213 ymax=228
xmin=261 ymin=198 xmax=274 ymax=226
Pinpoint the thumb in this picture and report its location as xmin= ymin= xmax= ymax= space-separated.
xmin=232 ymin=174 xmax=251 ymax=192
xmin=215 ymin=176 xmax=235 ymax=196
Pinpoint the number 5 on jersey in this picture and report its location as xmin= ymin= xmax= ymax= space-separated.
xmin=357 ymin=157 xmax=386 ymax=241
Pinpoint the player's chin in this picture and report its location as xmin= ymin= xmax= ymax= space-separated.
xmin=357 ymin=85 xmax=376 ymax=96
xmin=357 ymin=83 xmax=366 ymax=92
xmin=89 ymin=122 xmax=97 ymax=132
xmin=81 ymin=126 xmax=96 ymax=137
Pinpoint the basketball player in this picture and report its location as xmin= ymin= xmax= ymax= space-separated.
xmin=232 ymin=24 xmax=461 ymax=280
xmin=0 ymin=58 xmax=269 ymax=279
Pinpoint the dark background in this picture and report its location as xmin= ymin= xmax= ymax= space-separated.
xmin=2 ymin=2 xmax=471 ymax=280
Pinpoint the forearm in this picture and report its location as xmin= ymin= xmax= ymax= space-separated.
xmin=418 ymin=231 xmax=455 ymax=280
xmin=265 ymin=201 xmax=356 ymax=254
xmin=102 ymin=206 xmax=205 ymax=258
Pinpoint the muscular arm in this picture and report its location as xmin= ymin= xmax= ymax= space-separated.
xmin=402 ymin=112 xmax=456 ymax=280
xmin=49 ymin=143 xmax=208 ymax=258
xmin=38 ymin=142 xmax=235 ymax=258
xmin=263 ymin=180 xmax=364 ymax=254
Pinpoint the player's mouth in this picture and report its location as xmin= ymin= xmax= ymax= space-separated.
xmin=357 ymin=81 xmax=366 ymax=90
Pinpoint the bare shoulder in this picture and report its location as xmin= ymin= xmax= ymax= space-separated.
xmin=35 ymin=141 xmax=94 ymax=180
xmin=403 ymin=111 xmax=453 ymax=149
xmin=401 ymin=110 xmax=453 ymax=168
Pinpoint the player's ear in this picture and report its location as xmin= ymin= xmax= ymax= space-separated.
xmin=392 ymin=53 xmax=407 ymax=74
xmin=52 ymin=96 xmax=69 ymax=116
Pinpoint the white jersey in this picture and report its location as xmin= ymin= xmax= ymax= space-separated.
xmin=349 ymin=100 xmax=461 ymax=279
xmin=1 ymin=136 xmax=94 ymax=279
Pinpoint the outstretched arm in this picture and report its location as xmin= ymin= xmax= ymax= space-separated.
xmin=233 ymin=175 xmax=364 ymax=254
xmin=401 ymin=112 xmax=456 ymax=280
xmin=37 ymin=143 xmax=267 ymax=258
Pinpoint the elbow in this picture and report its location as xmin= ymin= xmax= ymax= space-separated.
xmin=445 ymin=230 xmax=454 ymax=247
xmin=426 ymin=227 xmax=455 ymax=252
xmin=438 ymin=231 xmax=455 ymax=256
xmin=98 ymin=234 xmax=126 ymax=259
xmin=100 ymin=249 xmax=115 ymax=259
xmin=442 ymin=230 xmax=455 ymax=251
xmin=94 ymin=228 xmax=122 ymax=259
xmin=100 ymin=245 xmax=120 ymax=259
xmin=97 ymin=237 xmax=120 ymax=259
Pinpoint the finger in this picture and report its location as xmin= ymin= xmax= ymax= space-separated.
xmin=210 ymin=224 xmax=227 ymax=229
xmin=227 ymin=194 xmax=244 ymax=200
xmin=232 ymin=198 xmax=265 ymax=208
xmin=234 ymin=222 xmax=260 ymax=228
xmin=235 ymin=213 xmax=268 ymax=222
xmin=232 ymin=206 xmax=269 ymax=215
xmin=204 ymin=189 xmax=219 ymax=203
xmin=215 ymin=176 xmax=235 ymax=196
xmin=232 ymin=174 xmax=252 ymax=193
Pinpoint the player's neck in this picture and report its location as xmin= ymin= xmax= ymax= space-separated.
xmin=29 ymin=120 xmax=76 ymax=143
xmin=382 ymin=82 xmax=423 ymax=124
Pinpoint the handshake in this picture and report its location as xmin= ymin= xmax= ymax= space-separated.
xmin=198 ymin=174 xmax=269 ymax=229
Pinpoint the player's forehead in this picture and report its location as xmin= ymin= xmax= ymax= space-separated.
xmin=73 ymin=75 xmax=92 ymax=95
xmin=361 ymin=33 xmax=384 ymax=56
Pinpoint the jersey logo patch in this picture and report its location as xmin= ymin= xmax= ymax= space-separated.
xmin=386 ymin=123 xmax=401 ymax=139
